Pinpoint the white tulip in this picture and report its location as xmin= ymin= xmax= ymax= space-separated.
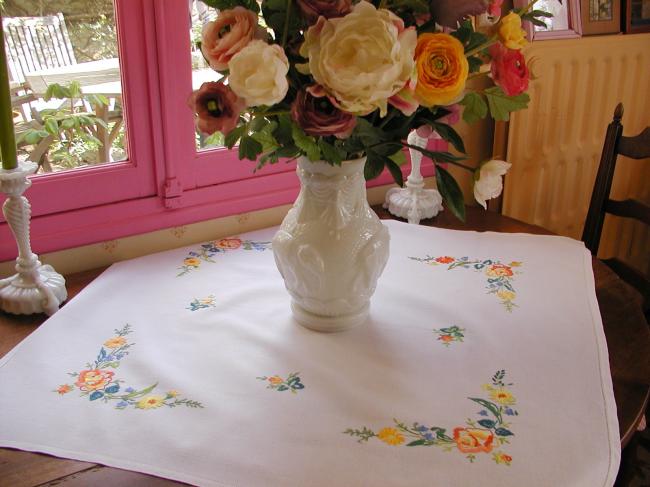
xmin=473 ymin=160 xmax=512 ymax=209
xmin=228 ymin=40 xmax=289 ymax=107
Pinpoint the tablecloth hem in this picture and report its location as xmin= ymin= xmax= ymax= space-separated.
xmin=0 ymin=438 xmax=233 ymax=487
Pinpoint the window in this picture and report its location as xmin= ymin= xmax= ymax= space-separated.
xmin=0 ymin=0 xmax=436 ymax=262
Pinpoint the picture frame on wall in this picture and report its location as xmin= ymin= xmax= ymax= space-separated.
xmin=580 ymin=0 xmax=622 ymax=35
xmin=515 ymin=0 xmax=582 ymax=39
xmin=624 ymin=0 xmax=650 ymax=33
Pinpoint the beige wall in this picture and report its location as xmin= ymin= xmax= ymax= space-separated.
xmin=503 ymin=33 xmax=650 ymax=274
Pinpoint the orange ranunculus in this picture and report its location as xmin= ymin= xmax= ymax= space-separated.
xmin=435 ymin=256 xmax=455 ymax=264
xmin=74 ymin=369 xmax=115 ymax=392
xmin=215 ymin=238 xmax=242 ymax=250
xmin=485 ymin=264 xmax=513 ymax=278
xmin=453 ymin=427 xmax=494 ymax=453
xmin=498 ymin=13 xmax=527 ymax=50
xmin=415 ymin=33 xmax=468 ymax=107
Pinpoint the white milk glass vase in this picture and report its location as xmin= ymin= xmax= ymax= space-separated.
xmin=272 ymin=156 xmax=390 ymax=332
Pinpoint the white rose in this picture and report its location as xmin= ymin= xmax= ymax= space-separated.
xmin=299 ymin=0 xmax=416 ymax=116
xmin=228 ymin=40 xmax=289 ymax=107
xmin=473 ymin=160 xmax=512 ymax=209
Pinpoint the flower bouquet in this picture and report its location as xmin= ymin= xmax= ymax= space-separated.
xmin=188 ymin=0 xmax=554 ymax=331
xmin=189 ymin=0 xmax=554 ymax=220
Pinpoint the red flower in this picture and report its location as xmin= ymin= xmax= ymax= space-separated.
xmin=488 ymin=0 xmax=504 ymax=17
xmin=291 ymin=88 xmax=356 ymax=139
xmin=188 ymin=82 xmax=246 ymax=136
xmin=435 ymin=256 xmax=455 ymax=264
xmin=296 ymin=0 xmax=352 ymax=24
xmin=489 ymin=44 xmax=530 ymax=96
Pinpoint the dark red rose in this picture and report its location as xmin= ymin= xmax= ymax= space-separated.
xmin=188 ymin=82 xmax=246 ymax=136
xmin=430 ymin=0 xmax=488 ymax=28
xmin=291 ymin=88 xmax=356 ymax=138
xmin=296 ymin=0 xmax=352 ymax=23
xmin=489 ymin=43 xmax=530 ymax=96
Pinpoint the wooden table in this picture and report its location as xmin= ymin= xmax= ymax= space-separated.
xmin=1 ymin=206 xmax=648 ymax=486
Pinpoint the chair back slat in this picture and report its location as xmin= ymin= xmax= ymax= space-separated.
xmin=619 ymin=128 xmax=650 ymax=160
xmin=2 ymin=13 xmax=76 ymax=83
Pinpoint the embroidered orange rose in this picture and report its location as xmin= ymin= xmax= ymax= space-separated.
xmin=415 ymin=33 xmax=468 ymax=107
xmin=497 ymin=12 xmax=527 ymax=50
xmin=485 ymin=264 xmax=513 ymax=278
xmin=435 ymin=256 xmax=455 ymax=264
xmin=215 ymin=238 xmax=242 ymax=250
xmin=103 ymin=336 xmax=126 ymax=349
xmin=75 ymin=369 xmax=115 ymax=392
xmin=453 ymin=427 xmax=494 ymax=453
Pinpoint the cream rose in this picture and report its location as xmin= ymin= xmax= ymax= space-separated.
xmin=228 ymin=40 xmax=289 ymax=107
xmin=473 ymin=159 xmax=511 ymax=209
xmin=299 ymin=0 xmax=417 ymax=116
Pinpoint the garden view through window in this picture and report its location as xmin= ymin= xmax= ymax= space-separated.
xmin=4 ymin=0 xmax=126 ymax=174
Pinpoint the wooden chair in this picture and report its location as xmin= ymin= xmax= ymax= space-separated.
xmin=582 ymin=103 xmax=650 ymax=314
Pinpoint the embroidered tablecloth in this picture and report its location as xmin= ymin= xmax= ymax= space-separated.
xmin=0 ymin=220 xmax=619 ymax=486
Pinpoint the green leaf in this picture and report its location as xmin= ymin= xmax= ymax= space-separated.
xmin=273 ymin=114 xmax=294 ymax=145
xmin=203 ymin=131 xmax=225 ymax=147
xmin=389 ymin=148 xmax=406 ymax=166
xmin=468 ymin=56 xmax=483 ymax=74
xmin=436 ymin=165 xmax=466 ymax=222
xmin=495 ymin=427 xmax=514 ymax=437
xmin=292 ymin=125 xmax=321 ymax=162
xmin=251 ymin=121 xmax=279 ymax=153
xmin=61 ymin=118 xmax=75 ymax=129
xmin=44 ymin=118 xmax=59 ymax=136
xmin=23 ymin=130 xmax=45 ymax=145
xmin=406 ymin=439 xmax=428 ymax=447
xmin=225 ymin=125 xmax=247 ymax=149
xmin=385 ymin=157 xmax=404 ymax=187
xmin=68 ymin=80 xmax=82 ymax=98
xmin=364 ymin=151 xmax=385 ymax=181
xmin=459 ymin=92 xmax=488 ymax=124
xmin=484 ymin=87 xmax=530 ymax=122
xmin=478 ymin=419 xmax=496 ymax=429
xmin=431 ymin=122 xmax=466 ymax=154
xmin=238 ymin=135 xmax=263 ymax=161
xmin=318 ymin=139 xmax=345 ymax=165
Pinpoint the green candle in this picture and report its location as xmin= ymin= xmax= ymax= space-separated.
xmin=0 ymin=13 xmax=18 ymax=171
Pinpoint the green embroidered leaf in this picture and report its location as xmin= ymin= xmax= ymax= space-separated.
xmin=469 ymin=397 xmax=501 ymax=420
xmin=484 ymin=87 xmax=530 ymax=122
xmin=436 ymin=165 xmax=466 ymax=222
xmin=406 ymin=439 xmax=428 ymax=447
xmin=495 ymin=427 xmax=514 ymax=437
xmin=478 ymin=419 xmax=496 ymax=429
xmin=460 ymin=92 xmax=488 ymax=124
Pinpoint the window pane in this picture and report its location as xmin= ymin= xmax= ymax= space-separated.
xmin=4 ymin=1 xmax=127 ymax=173
xmin=189 ymin=2 xmax=227 ymax=152
xmin=534 ymin=0 xmax=569 ymax=31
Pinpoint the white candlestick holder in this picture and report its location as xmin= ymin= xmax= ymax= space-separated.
xmin=383 ymin=130 xmax=444 ymax=224
xmin=0 ymin=161 xmax=66 ymax=315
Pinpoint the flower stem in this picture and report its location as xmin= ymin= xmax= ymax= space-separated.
xmin=282 ymin=0 xmax=292 ymax=48
xmin=465 ymin=35 xmax=498 ymax=58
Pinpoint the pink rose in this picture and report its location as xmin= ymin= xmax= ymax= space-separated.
xmin=188 ymin=82 xmax=246 ymax=136
xmin=291 ymin=88 xmax=356 ymax=138
xmin=201 ymin=7 xmax=267 ymax=72
xmin=296 ymin=0 xmax=353 ymax=24
xmin=488 ymin=0 xmax=504 ymax=17
xmin=489 ymin=43 xmax=530 ymax=96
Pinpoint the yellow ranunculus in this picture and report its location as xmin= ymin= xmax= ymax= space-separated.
xmin=414 ymin=33 xmax=468 ymax=107
xmin=377 ymin=427 xmax=405 ymax=446
xmin=498 ymin=13 xmax=527 ymax=50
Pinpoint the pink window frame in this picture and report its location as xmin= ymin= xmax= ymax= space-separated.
xmin=0 ymin=0 xmax=440 ymax=262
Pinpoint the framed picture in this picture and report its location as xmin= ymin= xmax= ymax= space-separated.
xmin=515 ymin=0 xmax=582 ymax=39
xmin=624 ymin=0 xmax=650 ymax=33
xmin=580 ymin=0 xmax=622 ymax=35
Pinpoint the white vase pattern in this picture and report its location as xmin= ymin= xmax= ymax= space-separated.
xmin=272 ymin=156 xmax=390 ymax=332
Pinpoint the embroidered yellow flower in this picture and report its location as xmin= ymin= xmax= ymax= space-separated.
xmin=509 ymin=261 xmax=522 ymax=267
xmin=103 ymin=336 xmax=126 ymax=349
xmin=493 ymin=451 xmax=513 ymax=465
xmin=497 ymin=290 xmax=516 ymax=302
xmin=184 ymin=257 xmax=201 ymax=267
xmin=167 ymin=390 xmax=179 ymax=398
xmin=199 ymin=297 xmax=215 ymax=305
xmin=136 ymin=395 xmax=166 ymax=409
xmin=377 ymin=427 xmax=405 ymax=446
xmin=489 ymin=387 xmax=516 ymax=406
xmin=498 ymin=13 xmax=527 ymax=50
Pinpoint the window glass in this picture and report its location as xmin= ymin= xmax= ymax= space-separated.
xmin=4 ymin=0 xmax=127 ymax=173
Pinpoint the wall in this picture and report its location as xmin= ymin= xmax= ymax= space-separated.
xmin=503 ymin=33 xmax=650 ymax=274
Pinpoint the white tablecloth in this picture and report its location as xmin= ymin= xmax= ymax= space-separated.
xmin=0 ymin=220 xmax=619 ymax=486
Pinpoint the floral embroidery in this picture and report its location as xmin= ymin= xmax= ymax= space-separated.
xmin=187 ymin=295 xmax=217 ymax=311
xmin=433 ymin=326 xmax=465 ymax=346
xmin=257 ymin=372 xmax=305 ymax=394
xmin=177 ymin=238 xmax=271 ymax=276
xmin=410 ymin=256 xmax=522 ymax=311
xmin=344 ymin=370 xmax=518 ymax=465
xmin=54 ymin=324 xmax=203 ymax=410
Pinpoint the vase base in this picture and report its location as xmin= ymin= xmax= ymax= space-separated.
xmin=0 ymin=265 xmax=67 ymax=316
xmin=291 ymin=301 xmax=369 ymax=333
